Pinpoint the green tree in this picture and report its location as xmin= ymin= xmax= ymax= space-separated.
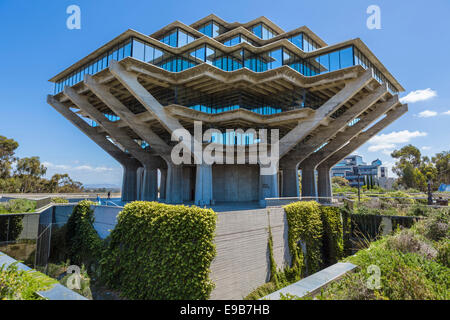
xmin=0 ymin=135 xmax=19 ymax=179
xmin=432 ymin=151 xmax=450 ymax=185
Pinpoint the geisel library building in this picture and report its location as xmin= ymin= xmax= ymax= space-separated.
xmin=47 ymin=14 xmax=407 ymax=206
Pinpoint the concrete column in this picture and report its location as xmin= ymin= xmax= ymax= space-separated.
xmin=142 ymin=167 xmax=158 ymax=201
xmin=165 ymin=163 xmax=184 ymax=204
xmin=159 ymin=168 xmax=167 ymax=200
xmin=300 ymin=164 xmax=317 ymax=200
xmin=259 ymin=165 xmax=279 ymax=206
xmin=122 ymin=162 xmax=140 ymax=202
xmin=195 ymin=164 xmax=213 ymax=206
xmin=317 ymin=165 xmax=332 ymax=203
xmin=136 ymin=167 xmax=144 ymax=200
xmin=281 ymin=165 xmax=299 ymax=197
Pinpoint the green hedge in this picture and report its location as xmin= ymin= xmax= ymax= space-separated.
xmin=320 ymin=206 xmax=344 ymax=265
xmin=65 ymin=200 xmax=103 ymax=268
xmin=284 ymin=201 xmax=324 ymax=277
xmin=100 ymin=201 xmax=217 ymax=300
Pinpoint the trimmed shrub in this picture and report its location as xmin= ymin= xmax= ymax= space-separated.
xmin=65 ymin=200 xmax=103 ymax=268
xmin=284 ymin=201 xmax=323 ymax=277
xmin=320 ymin=206 xmax=344 ymax=265
xmin=51 ymin=197 xmax=69 ymax=204
xmin=100 ymin=202 xmax=217 ymax=300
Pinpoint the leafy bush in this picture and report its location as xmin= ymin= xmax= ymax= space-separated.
xmin=100 ymin=202 xmax=217 ymax=300
xmin=284 ymin=201 xmax=323 ymax=277
xmin=0 ymin=199 xmax=36 ymax=214
xmin=0 ymin=262 xmax=56 ymax=300
xmin=51 ymin=197 xmax=69 ymax=204
xmin=65 ymin=201 xmax=103 ymax=268
xmin=320 ymin=206 xmax=344 ymax=265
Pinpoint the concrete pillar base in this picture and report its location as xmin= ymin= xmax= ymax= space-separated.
xmin=121 ymin=162 xmax=140 ymax=202
xmin=142 ymin=167 xmax=158 ymax=201
xmin=166 ymin=164 xmax=184 ymax=204
xmin=159 ymin=168 xmax=167 ymax=200
xmin=317 ymin=165 xmax=332 ymax=203
xmin=195 ymin=164 xmax=213 ymax=206
xmin=281 ymin=166 xmax=299 ymax=197
xmin=301 ymin=165 xmax=317 ymax=200
xmin=259 ymin=165 xmax=279 ymax=206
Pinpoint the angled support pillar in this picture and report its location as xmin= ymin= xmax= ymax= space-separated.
xmin=283 ymin=83 xmax=388 ymax=166
xmin=279 ymin=69 xmax=373 ymax=157
xmin=46 ymin=95 xmax=141 ymax=202
xmin=300 ymin=163 xmax=317 ymax=200
xmin=195 ymin=164 xmax=213 ymax=206
xmin=136 ymin=167 xmax=144 ymax=200
xmin=318 ymin=104 xmax=408 ymax=196
xmin=84 ymin=75 xmax=172 ymax=160
xmin=63 ymin=87 xmax=162 ymax=202
xmin=280 ymin=164 xmax=299 ymax=197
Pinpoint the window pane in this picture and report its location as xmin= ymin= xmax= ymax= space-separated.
xmin=132 ymin=40 xmax=145 ymax=61
xmin=319 ymin=54 xmax=329 ymax=73
xmin=145 ymin=45 xmax=154 ymax=62
xmin=340 ymin=47 xmax=354 ymax=68
xmin=124 ymin=41 xmax=132 ymax=57
xmin=169 ymin=31 xmax=177 ymax=47
xmin=329 ymin=51 xmax=340 ymax=71
xmin=212 ymin=23 xmax=220 ymax=37
xmin=205 ymin=23 xmax=213 ymax=37
xmin=178 ymin=30 xmax=188 ymax=47
xmin=252 ymin=24 xmax=262 ymax=38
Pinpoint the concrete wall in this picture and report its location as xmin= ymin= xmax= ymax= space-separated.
xmin=212 ymin=165 xmax=259 ymax=202
xmin=210 ymin=207 xmax=291 ymax=299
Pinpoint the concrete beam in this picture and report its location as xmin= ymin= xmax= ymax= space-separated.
xmin=321 ymin=104 xmax=408 ymax=169
xmin=278 ymin=69 xmax=373 ymax=157
xmin=283 ymin=82 xmax=388 ymax=167
xmin=305 ymin=96 xmax=400 ymax=168
xmin=84 ymin=75 xmax=172 ymax=160
xmin=108 ymin=60 xmax=201 ymax=164
xmin=47 ymin=95 xmax=140 ymax=202
xmin=63 ymin=87 xmax=163 ymax=201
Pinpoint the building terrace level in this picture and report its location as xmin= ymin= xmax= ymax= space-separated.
xmin=47 ymin=15 xmax=406 ymax=205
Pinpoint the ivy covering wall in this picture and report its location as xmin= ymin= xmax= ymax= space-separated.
xmin=100 ymin=202 xmax=217 ymax=300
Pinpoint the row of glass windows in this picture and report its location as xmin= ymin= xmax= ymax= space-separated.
xmin=354 ymin=47 xmax=396 ymax=94
xmin=251 ymin=23 xmax=277 ymax=40
xmin=197 ymin=21 xmax=226 ymax=37
xmin=54 ymin=40 xmax=132 ymax=94
xmin=189 ymin=104 xmax=282 ymax=115
xmin=159 ymin=28 xmax=197 ymax=47
xmin=54 ymin=36 xmax=398 ymax=94
xmin=288 ymin=33 xmax=320 ymax=52
xmin=222 ymin=34 xmax=256 ymax=47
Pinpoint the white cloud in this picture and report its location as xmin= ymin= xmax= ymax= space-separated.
xmin=400 ymin=88 xmax=437 ymax=104
xmin=42 ymin=161 xmax=121 ymax=185
xmin=417 ymin=110 xmax=438 ymax=118
xmin=421 ymin=146 xmax=432 ymax=151
xmin=368 ymin=130 xmax=427 ymax=154
xmin=442 ymin=110 xmax=450 ymax=115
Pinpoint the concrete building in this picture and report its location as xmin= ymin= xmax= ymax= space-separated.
xmin=47 ymin=14 xmax=407 ymax=205
xmin=331 ymin=155 xmax=388 ymax=187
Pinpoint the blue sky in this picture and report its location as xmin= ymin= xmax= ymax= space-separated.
xmin=0 ymin=0 xmax=449 ymax=185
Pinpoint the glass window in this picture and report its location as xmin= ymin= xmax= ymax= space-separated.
xmin=132 ymin=39 xmax=145 ymax=61
xmin=329 ymin=51 xmax=340 ymax=71
xmin=124 ymin=41 xmax=132 ymax=57
xmin=269 ymin=48 xmax=282 ymax=69
xmin=204 ymin=23 xmax=213 ymax=37
xmin=290 ymin=34 xmax=303 ymax=49
xmin=319 ymin=54 xmax=329 ymax=73
xmin=169 ymin=31 xmax=177 ymax=47
xmin=212 ymin=22 xmax=220 ymax=37
xmin=340 ymin=47 xmax=354 ymax=68
xmin=144 ymin=44 xmax=154 ymax=62
xmin=178 ymin=30 xmax=188 ymax=47
xmin=252 ymin=24 xmax=262 ymax=38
